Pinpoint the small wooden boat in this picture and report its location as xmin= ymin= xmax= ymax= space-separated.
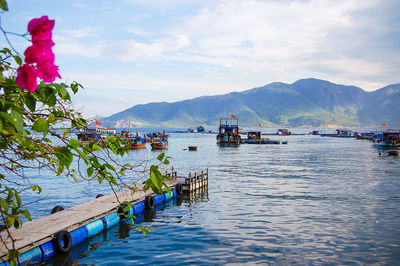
xmin=131 ymin=142 xmax=146 ymax=149
xmin=151 ymin=141 xmax=168 ymax=150
xmin=128 ymin=135 xmax=147 ymax=149
xmin=188 ymin=146 xmax=198 ymax=151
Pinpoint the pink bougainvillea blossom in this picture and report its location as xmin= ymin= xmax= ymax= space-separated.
xmin=37 ymin=62 xmax=61 ymax=83
xmin=31 ymin=39 xmax=55 ymax=48
xmin=24 ymin=45 xmax=55 ymax=64
xmin=16 ymin=15 xmax=61 ymax=92
xmin=27 ymin=16 xmax=54 ymax=42
xmin=16 ymin=64 xmax=38 ymax=92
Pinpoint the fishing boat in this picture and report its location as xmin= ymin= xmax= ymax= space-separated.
xmin=151 ymin=140 xmax=168 ymax=150
xmin=77 ymin=127 xmax=116 ymax=142
xmin=146 ymin=130 xmax=168 ymax=143
xmin=216 ymin=117 xmax=241 ymax=145
xmin=373 ymin=129 xmax=400 ymax=147
xmin=130 ymin=136 xmax=147 ymax=149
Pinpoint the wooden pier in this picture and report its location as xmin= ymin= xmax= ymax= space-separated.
xmin=0 ymin=168 xmax=208 ymax=263
xmin=176 ymin=168 xmax=209 ymax=192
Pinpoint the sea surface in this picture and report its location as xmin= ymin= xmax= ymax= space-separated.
xmin=20 ymin=131 xmax=400 ymax=265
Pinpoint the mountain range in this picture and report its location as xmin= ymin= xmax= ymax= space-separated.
xmin=102 ymin=78 xmax=400 ymax=128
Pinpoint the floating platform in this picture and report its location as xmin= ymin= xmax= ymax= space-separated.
xmin=0 ymin=168 xmax=208 ymax=265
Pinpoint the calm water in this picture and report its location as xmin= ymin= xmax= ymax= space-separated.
xmin=22 ymin=132 xmax=400 ymax=265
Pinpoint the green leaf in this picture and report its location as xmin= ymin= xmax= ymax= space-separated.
xmin=21 ymin=209 xmax=32 ymax=221
xmin=15 ymin=191 xmax=21 ymax=207
xmin=62 ymin=129 xmax=70 ymax=138
xmin=31 ymin=185 xmax=42 ymax=194
xmin=91 ymin=143 xmax=102 ymax=152
xmin=0 ymin=198 xmax=9 ymax=212
xmin=13 ymin=55 xmax=22 ymax=66
xmin=24 ymin=96 xmax=36 ymax=112
xmin=87 ymin=167 xmax=94 ymax=177
xmin=163 ymin=159 xmax=170 ymax=165
xmin=37 ymin=86 xmax=57 ymax=106
xmin=0 ymin=0 xmax=9 ymax=11
xmin=69 ymin=138 xmax=81 ymax=148
xmin=32 ymin=117 xmax=49 ymax=133
xmin=74 ymin=148 xmax=90 ymax=164
xmin=6 ymin=187 xmax=14 ymax=202
xmin=55 ymin=84 xmax=71 ymax=101
xmin=54 ymin=147 xmax=73 ymax=168
xmin=47 ymin=113 xmax=56 ymax=125
xmin=71 ymin=83 xmax=78 ymax=94
xmin=7 ymin=249 xmax=20 ymax=266
xmin=163 ymin=183 xmax=172 ymax=195
xmin=157 ymin=152 xmax=165 ymax=161
xmin=10 ymin=110 xmax=24 ymax=134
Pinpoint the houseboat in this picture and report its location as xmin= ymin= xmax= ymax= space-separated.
xmin=216 ymin=117 xmax=241 ymax=145
xmin=277 ymin=128 xmax=291 ymax=135
xmin=321 ymin=129 xmax=354 ymax=138
xmin=242 ymin=131 xmax=281 ymax=144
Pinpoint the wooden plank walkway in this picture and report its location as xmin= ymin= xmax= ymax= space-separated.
xmin=0 ymin=168 xmax=208 ymax=261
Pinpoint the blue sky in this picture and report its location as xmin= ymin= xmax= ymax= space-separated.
xmin=2 ymin=0 xmax=399 ymax=118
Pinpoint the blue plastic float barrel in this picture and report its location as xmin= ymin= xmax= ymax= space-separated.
xmin=134 ymin=212 xmax=144 ymax=223
xmin=70 ymin=226 xmax=88 ymax=247
xmin=85 ymin=219 xmax=104 ymax=237
xmin=173 ymin=189 xmax=177 ymax=198
xmin=132 ymin=201 xmax=145 ymax=215
xmin=18 ymin=246 xmax=43 ymax=265
xmin=164 ymin=191 xmax=173 ymax=201
xmin=102 ymin=212 xmax=120 ymax=229
xmin=154 ymin=202 xmax=165 ymax=211
xmin=0 ymin=261 xmax=9 ymax=266
xmin=153 ymin=194 xmax=165 ymax=205
xmin=39 ymin=240 xmax=56 ymax=261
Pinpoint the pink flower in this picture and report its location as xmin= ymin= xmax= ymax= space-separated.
xmin=24 ymin=45 xmax=55 ymax=65
xmin=37 ymin=62 xmax=61 ymax=83
xmin=27 ymin=16 xmax=54 ymax=42
xmin=16 ymin=64 xmax=38 ymax=92
xmin=31 ymin=39 xmax=55 ymax=48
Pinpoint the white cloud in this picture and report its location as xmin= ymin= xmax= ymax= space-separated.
xmin=113 ymin=34 xmax=190 ymax=61
xmin=53 ymin=27 xmax=106 ymax=58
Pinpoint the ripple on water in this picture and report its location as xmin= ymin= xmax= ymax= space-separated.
xmin=31 ymin=134 xmax=400 ymax=265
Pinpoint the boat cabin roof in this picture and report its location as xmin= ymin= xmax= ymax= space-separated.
xmin=219 ymin=117 xmax=239 ymax=129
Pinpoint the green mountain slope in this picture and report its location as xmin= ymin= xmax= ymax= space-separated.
xmin=103 ymin=78 xmax=400 ymax=127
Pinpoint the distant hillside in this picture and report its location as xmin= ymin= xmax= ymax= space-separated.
xmin=102 ymin=78 xmax=400 ymax=127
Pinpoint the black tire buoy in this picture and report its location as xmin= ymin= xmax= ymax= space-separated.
xmin=145 ymin=196 xmax=155 ymax=209
xmin=96 ymin=194 xmax=104 ymax=198
xmin=51 ymin=206 xmax=64 ymax=214
xmin=176 ymin=183 xmax=183 ymax=195
xmin=53 ymin=230 xmax=72 ymax=253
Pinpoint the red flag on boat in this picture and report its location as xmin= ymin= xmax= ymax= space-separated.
xmin=95 ymin=121 xmax=101 ymax=125
xmin=382 ymin=123 xmax=386 ymax=127
xmin=231 ymin=114 xmax=236 ymax=118
xmin=258 ymin=123 xmax=262 ymax=127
